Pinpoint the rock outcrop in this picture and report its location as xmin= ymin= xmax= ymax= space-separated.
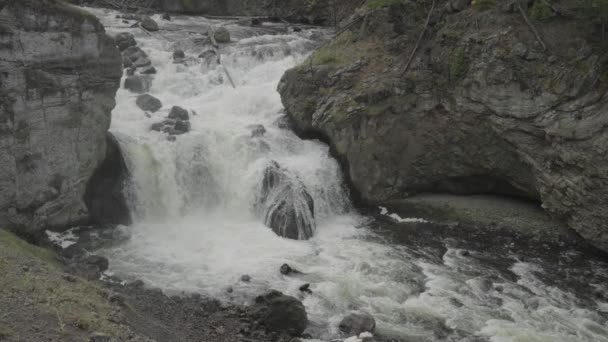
xmin=279 ymin=1 xmax=608 ymax=251
xmin=252 ymin=290 xmax=308 ymax=337
xmin=0 ymin=0 xmax=122 ymax=232
xmin=159 ymin=0 xmax=362 ymax=26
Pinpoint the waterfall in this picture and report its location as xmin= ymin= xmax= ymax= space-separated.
xmin=80 ymin=8 xmax=608 ymax=342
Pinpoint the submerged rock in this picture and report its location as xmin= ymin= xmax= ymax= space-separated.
xmin=280 ymin=263 xmax=302 ymax=276
xmin=173 ymin=49 xmax=186 ymax=60
xmin=252 ymin=290 xmax=308 ymax=337
xmin=249 ymin=124 xmax=266 ymax=137
xmin=339 ymin=312 xmax=376 ymax=336
xmin=136 ymin=94 xmax=162 ymax=112
xmin=257 ymin=161 xmax=315 ymax=240
xmin=140 ymin=66 xmax=157 ymax=75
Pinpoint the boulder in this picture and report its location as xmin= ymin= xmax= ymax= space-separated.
xmin=173 ymin=49 xmax=185 ymax=60
xmin=124 ymin=75 xmax=151 ymax=93
xmin=168 ymin=106 xmax=190 ymax=120
xmin=257 ymin=161 xmax=315 ymax=240
xmin=85 ymin=255 xmax=109 ymax=272
xmin=114 ymin=32 xmax=136 ymax=51
xmin=133 ymin=56 xmax=152 ymax=67
xmin=84 ymin=133 xmax=131 ymax=226
xmin=173 ymin=120 xmax=190 ymax=134
xmin=0 ymin=1 xmax=122 ymax=232
xmin=136 ymin=94 xmax=162 ymax=112
xmin=339 ymin=313 xmax=376 ymax=336
xmin=141 ymin=15 xmax=159 ymax=31
xmin=122 ymin=55 xmax=133 ymax=68
xmin=123 ymin=46 xmax=148 ymax=62
xmin=140 ymin=66 xmax=157 ymax=74
xmin=162 ymin=13 xmax=171 ymax=21
xmin=280 ymin=263 xmax=302 ymax=276
xmin=214 ymin=27 xmax=231 ymax=43
xmin=252 ymin=290 xmax=308 ymax=337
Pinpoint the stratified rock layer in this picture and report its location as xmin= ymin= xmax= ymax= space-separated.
xmin=279 ymin=1 xmax=608 ymax=251
xmin=0 ymin=0 xmax=122 ymax=232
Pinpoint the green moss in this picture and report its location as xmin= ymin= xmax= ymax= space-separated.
xmin=449 ymin=45 xmax=467 ymax=81
xmin=0 ymin=229 xmax=58 ymax=264
xmin=471 ymin=0 xmax=496 ymax=10
xmin=366 ymin=0 xmax=405 ymax=10
xmin=530 ymin=0 xmax=553 ymax=21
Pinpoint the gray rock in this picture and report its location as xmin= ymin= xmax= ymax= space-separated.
xmin=214 ymin=27 xmax=231 ymax=43
xmin=122 ymin=55 xmax=133 ymax=68
xmin=133 ymin=56 xmax=152 ymax=67
xmin=162 ymin=13 xmax=171 ymax=21
xmin=339 ymin=312 xmax=376 ymax=335
xmin=257 ymin=161 xmax=315 ymax=240
xmin=85 ymin=255 xmax=109 ymax=272
xmin=123 ymin=46 xmax=148 ymax=62
xmin=124 ymin=76 xmax=151 ymax=93
xmin=168 ymin=106 xmax=190 ymax=120
xmin=85 ymin=133 xmax=131 ymax=226
xmin=0 ymin=1 xmax=122 ymax=232
xmin=252 ymin=290 xmax=308 ymax=337
xmin=278 ymin=5 xmax=608 ymax=252
xmin=240 ymin=274 xmax=251 ymax=282
xmin=173 ymin=49 xmax=186 ymax=60
xmin=150 ymin=122 xmax=164 ymax=132
xmin=114 ymin=32 xmax=137 ymax=51
xmin=141 ymin=15 xmax=159 ymax=31
xmin=173 ymin=120 xmax=190 ymax=134
xmin=136 ymin=94 xmax=163 ymax=112
xmin=140 ymin=66 xmax=157 ymax=74
xmin=280 ymin=263 xmax=302 ymax=276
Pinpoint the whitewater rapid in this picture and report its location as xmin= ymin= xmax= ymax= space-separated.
xmin=82 ymin=8 xmax=608 ymax=342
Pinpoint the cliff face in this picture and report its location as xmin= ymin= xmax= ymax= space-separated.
xmin=159 ymin=0 xmax=362 ymax=25
xmin=0 ymin=0 xmax=122 ymax=232
xmin=279 ymin=1 xmax=608 ymax=251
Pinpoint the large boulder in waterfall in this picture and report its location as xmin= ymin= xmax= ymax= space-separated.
xmin=214 ymin=27 xmax=231 ymax=43
xmin=277 ymin=2 xmax=608 ymax=252
xmin=252 ymin=290 xmax=308 ymax=337
xmin=141 ymin=16 xmax=159 ymax=31
xmin=136 ymin=94 xmax=162 ymax=112
xmin=257 ymin=161 xmax=315 ymax=240
xmin=0 ymin=1 xmax=122 ymax=232
xmin=114 ymin=32 xmax=137 ymax=51
xmin=339 ymin=313 xmax=376 ymax=336
xmin=124 ymin=76 xmax=151 ymax=94
xmin=85 ymin=133 xmax=131 ymax=226
xmin=168 ymin=106 xmax=190 ymax=120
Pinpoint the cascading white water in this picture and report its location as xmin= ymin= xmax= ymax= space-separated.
xmin=84 ymin=8 xmax=608 ymax=342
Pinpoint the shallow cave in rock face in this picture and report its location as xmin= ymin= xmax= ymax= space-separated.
xmin=428 ymin=175 xmax=540 ymax=203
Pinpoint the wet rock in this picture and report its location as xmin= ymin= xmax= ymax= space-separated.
xmin=140 ymin=66 xmax=157 ymax=74
xmin=173 ymin=49 xmax=186 ymax=60
xmin=339 ymin=312 xmax=376 ymax=335
xmin=257 ymin=161 xmax=315 ymax=240
xmin=237 ymin=17 xmax=261 ymax=26
xmin=133 ymin=56 xmax=152 ymax=67
xmin=240 ymin=274 xmax=251 ymax=282
xmin=126 ymin=66 xmax=136 ymax=76
xmin=167 ymin=135 xmax=177 ymax=142
xmin=123 ymin=46 xmax=148 ymax=62
xmin=85 ymin=133 xmax=131 ymax=226
xmin=168 ymin=106 xmax=190 ymax=120
xmin=122 ymin=55 xmax=133 ymax=68
xmin=280 ymin=263 xmax=302 ymax=276
xmin=162 ymin=13 xmax=171 ymax=21
xmin=214 ymin=27 xmax=231 ymax=43
xmin=85 ymin=255 xmax=109 ymax=272
xmin=173 ymin=119 xmax=191 ymax=134
xmin=299 ymin=283 xmax=312 ymax=295
xmin=141 ymin=15 xmax=159 ymax=31
xmin=114 ymin=32 xmax=136 ymax=51
xmin=249 ymin=124 xmax=266 ymax=137
xmin=252 ymin=290 xmax=308 ymax=336
xmin=124 ymin=75 xmax=151 ymax=93
xmin=150 ymin=122 xmax=164 ymax=132
xmin=136 ymin=94 xmax=162 ymax=112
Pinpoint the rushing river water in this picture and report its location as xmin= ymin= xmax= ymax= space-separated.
xmin=80 ymin=8 xmax=608 ymax=342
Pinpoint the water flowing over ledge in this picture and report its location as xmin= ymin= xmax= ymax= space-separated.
xmin=79 ymin=8 xmax=608 ymax=342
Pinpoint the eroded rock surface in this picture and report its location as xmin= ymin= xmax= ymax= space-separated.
xmin=0 ymin=1 xmax=122 ymax=233
xmin=279 ymin=1 xmax=608 ymax=251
